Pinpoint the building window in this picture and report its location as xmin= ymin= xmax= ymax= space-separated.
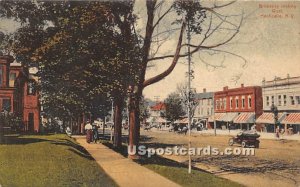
xmin=220 ymin=98 xmax=223 ymax=109
xmin=207 ymin=108 xmax=209 ymax=115
xmin=27 ymin=81 xmax=36 ymax=95
xmin=271 ymin=96 xmax=274 ymax=104
xmin=283 ymin=95 xmax=287 ymax=106
xmin=266 ymin=96 xmax=269 ymax=106
xmin=290 ymin=96 xmax=295 ymax=105
xmin=248 ymin=96 xmax=252 ymax=108
xmin=278 ymin=95 xmax=282 ymax=106
xmin=235 ymin=97 xmax=239 ymax=109
xmin=9 ymin=73 xmax=16 ymax=87
xmin=230 ymin=97 xmax=233 ymax=109
xmin=296 ymin=96 xmax=300 ymax=105
xmin=242 ymin=96 xmax=245 ymax=108
xmin=223 ymin=98 xmax=226 ymax=109
xmin=2 ymin=98 xmax=11 ymax=112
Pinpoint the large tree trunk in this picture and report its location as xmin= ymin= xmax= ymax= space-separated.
xmin=128 ymin=87 xmax=141 ymax=158
xmin=81 ymin=113 xmax=85 ymax=134
xmin=77 ymin=116 xmax=81 ymax=135
xmin=113 ymin=98 xmax=123 ymax=148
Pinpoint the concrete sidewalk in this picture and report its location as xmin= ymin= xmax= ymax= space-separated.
xmin=74 ymin=136 xmax=180 ymax=187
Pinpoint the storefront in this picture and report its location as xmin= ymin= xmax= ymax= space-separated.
xmin=233 ymin=112 xmax=255 ymax=130
xmin=281 ymin=113 xmax=300 ymax=134
xmin=255 ymin=112 xmax=287 ymax=132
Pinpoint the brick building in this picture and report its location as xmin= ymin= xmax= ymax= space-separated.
xmin=0 ymin=55 xmax=40 ymax=132
xmin=209 ymin=84 xmax=263 ymax=130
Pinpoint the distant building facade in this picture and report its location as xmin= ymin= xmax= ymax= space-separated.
xmin=209 ymin=84 xmax=263 ymax=130
xmin=149 ymin=102 xmax=166 ymax=117
xmin=0 ymin=55 xmax=40 ymax=132
xmin=256 ymin=75 xmax=300 ymax=133
xmin=146 ymin=102 xmax=168 ymax=126
xmin=194 ymin=89 xmax=214 ymax=128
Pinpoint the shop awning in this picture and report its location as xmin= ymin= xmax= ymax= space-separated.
xmin=234 ymin=113 xmax=255 ymax=124
xmin=219 ymin=113 xmax=238 ymax=122
xmin=208 ymin=113 xmax=226 ymax=122
xmin=281 ymin=113 xmax=300 ymax=124
xmin=256 ymin=112 xmax=286 ymax=124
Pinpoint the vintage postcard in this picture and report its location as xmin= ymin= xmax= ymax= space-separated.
xmin=0 ymin=1 xmax=299 ymax=187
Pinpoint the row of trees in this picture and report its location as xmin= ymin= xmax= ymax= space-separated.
xmin=0 ymin=0 xmax=244 ymax=153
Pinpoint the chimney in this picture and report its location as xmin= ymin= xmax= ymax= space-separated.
xmin=241 ymin=83 xmax=244 ymax=88
xmin=223 ymin=86 xmax=228 ymax=91
xmin=203 ymin=88 xmax=206 ymax=93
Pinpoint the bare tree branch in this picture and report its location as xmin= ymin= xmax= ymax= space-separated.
xmin=143 ymin=20 xmax=186 ymax=88
xmin=148 ymin=12 xmax=244 ymax=62
xmin=153 ymin=5 xmax=173 ymax=29
xmin=211 ymin=1 xmax=236 ymax=9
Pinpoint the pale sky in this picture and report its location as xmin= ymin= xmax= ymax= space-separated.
xmin=1 ymin=1 xmax=299 ymax=101
xmin=139 ymin=1 xmax=300 ymax=100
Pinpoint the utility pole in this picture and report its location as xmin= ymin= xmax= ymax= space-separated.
xmin=213 ymin=96 xmax=216 ymax=136
xmin=187 ymin=19 xmax=192 ymax=174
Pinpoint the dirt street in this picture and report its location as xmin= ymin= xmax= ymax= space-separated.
xmin=140 ymin=130 xmax=300 ymax=187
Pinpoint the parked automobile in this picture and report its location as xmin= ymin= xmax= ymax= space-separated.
xmin=228 ymin=131 xmax=260 ymax=148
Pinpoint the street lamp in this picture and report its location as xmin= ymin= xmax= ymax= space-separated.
xmin=270 ymin=103 xmax=278 ymax=133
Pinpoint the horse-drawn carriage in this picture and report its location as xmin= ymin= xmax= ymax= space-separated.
xmin=228 ymin=131 xmax=260 ymax=148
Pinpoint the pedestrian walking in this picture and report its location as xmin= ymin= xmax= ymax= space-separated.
xmin=92 ymin=124 xmax=99 ymax=143
xmin=275 ymin=126 xmax=280 ymax=139
xmin=66 ymin=126 xmax=72 ymax=137
xmin=85 ymin=120 xmax=93 ymax=143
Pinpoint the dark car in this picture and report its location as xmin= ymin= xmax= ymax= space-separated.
xmin=228 ymin=131 xmax=260 ymax=148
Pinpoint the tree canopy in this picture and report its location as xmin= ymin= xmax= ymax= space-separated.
xmin=164 ymin=92 xmax=185 ymax=122
xmin=0 ymin=1 xmax=141 ymax=121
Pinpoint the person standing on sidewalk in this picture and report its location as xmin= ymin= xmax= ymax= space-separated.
xmin=92 ymin=123 xmax=99 ymax=143
xmin=85 ymin=120 xmax=93 ymax=143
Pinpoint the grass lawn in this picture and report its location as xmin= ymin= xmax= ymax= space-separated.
xmin=100 ymin=139 xmax=243 ymax=187
xmin=140 ymin=156 xmax=243 ymax=187
xmin=0 ymin=134 xmax=116 ymax=187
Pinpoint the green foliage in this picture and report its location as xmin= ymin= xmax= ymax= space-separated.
xmin=0 ymin=112 xmax=22 ymax=131
xmin=173 ymin=0 xmax=207 ymax=34
xmin=164 ymin=93 xmax=185 ymax=122
xmin=139 ymin=95 xmax=150 ymax=121
xmin=0 ymin=1 xmax=142 ymax=120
